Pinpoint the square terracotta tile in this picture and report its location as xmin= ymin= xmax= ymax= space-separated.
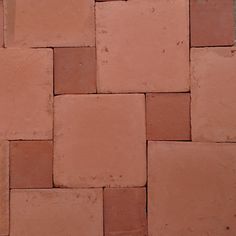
xmin=10 ymin=189 xmax=103 ymax=236
xmin=54 ymin=47 xmax=96 ymax=94
xmin=190 ymin=0 xmax=234 ymax=47
xmin=54 ymin=94 xmax=146 ymax=187
xmin=96 ymin=0 xmax=189 ymax=93
xmin=0 ymin=48 xmax=53 ymax=140
xmin=104 ymin=188 xmax=147 ymax=236
xmin=10 ymin=141 xmax=53 ymax=189
xmin=146 ymin=93 xmax=191 ymax=141
xmin=0 ymin=0 xmax=3 ymax=47
xmin=5 ymin=0 xmax=95 ymax=47
xmin=191 ymin=47 xmax=236 ymax=142
xmin=0 ymin=141 xmax=9 ymax=235
xmin=148 ymin=142 xmax=236 ymax=236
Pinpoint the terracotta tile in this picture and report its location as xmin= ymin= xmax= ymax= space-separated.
xmin=54 ymin=94 xmax=146 ymax=187
xmin=10 ymin=189 xmax=103 ymax=236
xmin=0 ymin=141 xmax=9 ymax=235
xmin=5 ymin=0 xmax=95 ymax=47
xmin=10 ymin=141 xmax=53 ymax=189
xmin=0 ymin=48 xmax=53 ymax=140
xmin=148 ymin=142 xmax=236 ymax=236
xmin=190 ymin=0 xmax=234 ymax=47
xmin=0 ymin=1 xmax=3 ymax=47
xmin=146 ymin=93 xmax=191 ymax=141
xmin=191 ymin=47 xmax=236 ymax=142
xmin=96 ymin=0 xmax=189 ymax=93
xmin=54 ymin=47 xmax=96 ymax=94
xmin=104 ymin=188 xmax=147 ymax=236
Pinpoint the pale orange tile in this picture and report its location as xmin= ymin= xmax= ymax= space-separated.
xmin=54 ymin=94 xmax=146 ymax=187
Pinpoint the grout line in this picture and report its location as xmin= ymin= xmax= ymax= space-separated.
xmin=94 ymin=0 xmax=98 ymax=94
xmin=102 ymin=187 xmax=105 ymax=236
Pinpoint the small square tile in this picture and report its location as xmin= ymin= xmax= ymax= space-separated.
xmin=10 ymin=141 xmax=53 ymax=189
xmin=54 ymin=48 xmax=96 ymax=94
xmin=190 ymin=0 xmax=234 ymax=47
xmin=148 ymin=142 xmax=236 ymax=235
xmin=5 ymin=0 xmax=95 ymax=47
xmin=104 ymin=188 xmax=147 ymax=236
xmin=0 ymin=141 xmax=9 ymax=235
xmin=0 ymin=48 xmax=53 ymax=140
xmin=96 ymin=0 xmax=189 ymax=93
xmin=10 ymin=189 xmax=103 ymax=236
xmin=191 ymin=47 xmax=236 ymax=142
xmin=146 ymin=93 xmax=191 ymax=141
xmin=54 ymin=94 xmax=146 ymax=187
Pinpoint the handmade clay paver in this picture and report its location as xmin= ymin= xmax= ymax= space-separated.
xmin=54 ymin=47 xmax=96 ymax=94
xmin=5 ymin=0 xmax=95 ymax=47
xmin=191 ymin=47 xmax=236 ymax=142
xmin=96 ymin=0 xmax=189 ymax=93
xmin=54 ymin=94 xmax=146 ymax=187
xmin=104 ymin=188 xmax=147 ymax=236
xmin=190 ymin=0 xmax=234 ymax=47
xmin=0 ymin=48 xmax=53 ymax=140
xmin=148 ymin=142 xmax=236 ymax=236
xmin=0 ymin=141 xmax=9 ymax=236
xmin=146 ymin=93 xmax=191 ymax=140
xmin=10 ymin=141 xmax=53 ymax=189
xmin=10 ymin=189 xmax=103 ymax=236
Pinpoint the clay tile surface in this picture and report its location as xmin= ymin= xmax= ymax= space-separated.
xmin=5 ymin=0 xmax=95 ymax=47
xmin=10 ymin=141 xmax=53 ymax=189
xmin=54 ymin=47 xmax=96 ymax=94
xmin=0 ymin=0 xmax=3 ymax=47
xmin=148 ymin=142 xmax=236 ymax=236
xmin=0 ymin=48 xmax=53 ymax=140
xmin=146 ymin=93 xmax=191 ymax=141
xmin=0 ymin=141 xmax=9 ymax=235
xmin=54 ymin=94 xmax=146 ymax=187
xmin=10 ymin=189 xmax=103 ymax=236
xmin=96 ymin=0 xmax=189 ymax=93
xmin=190 ymin=0 xmax=234 ymax=47
xmin=191 ymin=47 xmax=236 ymax=142
xmin=104 ymin=188 xmax=147 ymax=236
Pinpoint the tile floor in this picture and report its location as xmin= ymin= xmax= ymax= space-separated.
xmin=0 ymin=0 xmax=236 ymax=235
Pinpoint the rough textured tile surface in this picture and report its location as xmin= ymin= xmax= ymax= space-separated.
xmin=5 ymin=0 xmax=95 ymax=47
xmin=0 ymin=141 xmax=9 ymax=235
xmin=54 ymin=94 xmax=146 ymax=187
xmin=0 ymin=48 xmax=53 ymax=140
xmin=191 ymin=47 xmax=236 ymax=142
xmin=54 ymin=47 xmax=96 ymax=94
xmin=190 ymin=0 xmax=234 ymax=47
xmin=104 ymin=188 xmax=147 ymax=236
xmin=148 ymin=142 xmax=236 ymax=236
xmin=96 ymin=0 xmax=189 ymax=93
xmin=0 ymin=0 xmax=3 ymax=47
xmin=11 ymin=189 xmax=103 ymax=236
xmin=146 ymin=93 xmax=191 ymax=141
xmin=10 ymin=141 xmax=53 ymax=189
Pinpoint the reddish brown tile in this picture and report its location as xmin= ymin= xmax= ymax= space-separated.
xmin=5 ymin=0 xmax=95 ymax=47
xmin=0 ymin=141 xmax=9 ymax=235
xmin=190 ymin=0 xmax=234 ymax=47
xmin=148 ymin=142 xmax=236 ymax=235
xmin=10 ymin=141 xmax=53 ymax=189
xmin=54 ymin=47 xmax=96 ymax=94
xmin=191 ymin=47 xmax=236 ymax=142
xmin=104 ymin=188 xmax=147 ymax=236
xmin=146 ymin=93 xmax=191 ymax=141
xmin=10 ymin=189 xmax=103 ymax=236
